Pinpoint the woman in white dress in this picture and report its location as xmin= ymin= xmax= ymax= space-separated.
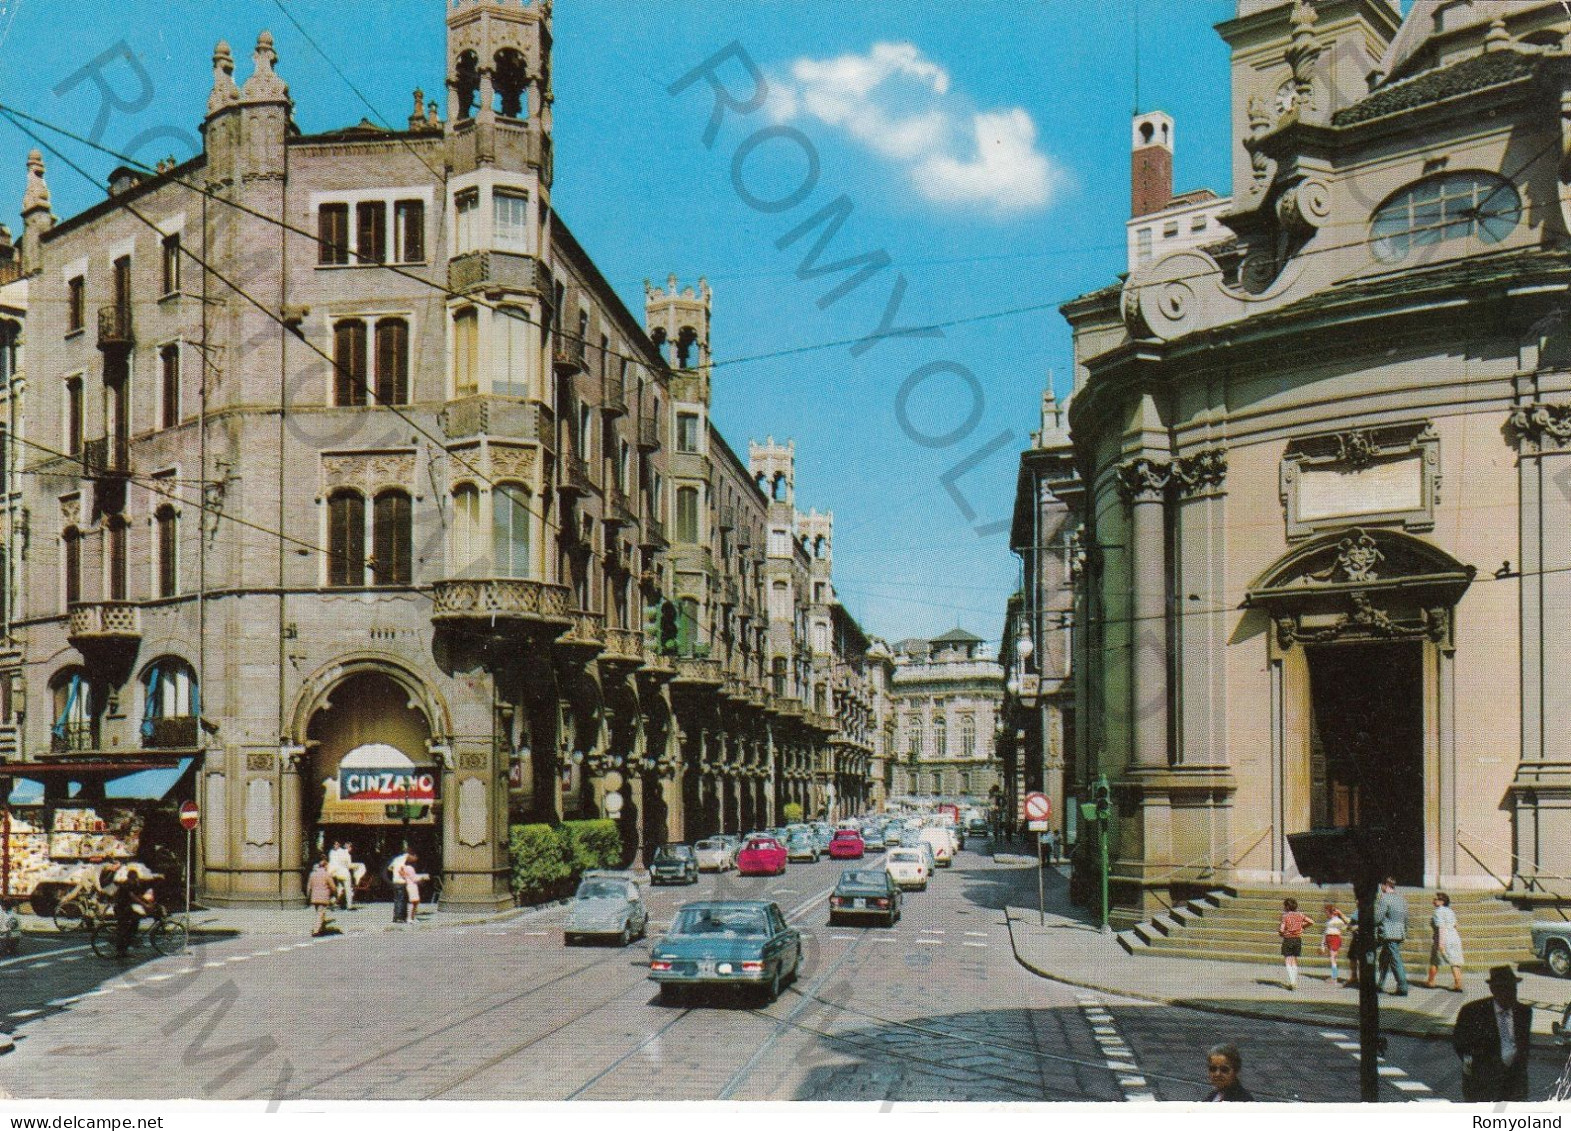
xmin=1425 ymin=891 xmax=1464 ymax=992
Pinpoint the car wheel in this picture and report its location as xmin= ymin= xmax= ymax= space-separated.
xmin=1549 ymin=941 xmax=1571 ymax=978
xmin=766 ymin=966 xmax=783 ymax=1004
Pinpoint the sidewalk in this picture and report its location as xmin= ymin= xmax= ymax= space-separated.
xmin=994 ymin=852 xmax=1571 ymax=1042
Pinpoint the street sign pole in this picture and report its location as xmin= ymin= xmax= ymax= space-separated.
xmin=1037 ymin=832 xmax=1046 ymax=926
xmin=178 ymin=800 xmax=200 ymax=954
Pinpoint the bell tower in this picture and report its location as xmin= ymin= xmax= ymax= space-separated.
xmin=445 ymin=0 xmax=553 ymax=187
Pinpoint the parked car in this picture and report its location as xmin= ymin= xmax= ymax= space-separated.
xmin=694 ymin=838 xmax=734 ymax=873
xmin=563 ymin=874 xmax=649 ymax=946
xmin=918 ymin=826 xmax=955 ymax=868
xmin=829 ymin=869 xmax=902 ymax=927
xmin=786 ymin=832 xmax=820 ymax=863
xmin=861 ymin=827 xmax=886 ymax=852
xmin=650 ymin=844 xmax=700 ymax=886
xmin=829 ymin=830 xmax=865 ymax=860
xmin=1533 ymin=921 xmax=1571 ymax=977
xmin=737 ymin=836 xmax=789 ymax=876
xmin=885 ymin=847 xmax=929 ymax=891
xmin=647 ymin=900 xmax=802 ymax=1004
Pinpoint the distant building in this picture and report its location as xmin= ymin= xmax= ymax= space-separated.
xmin=888 ymin=630 xmax=1003 ymax=801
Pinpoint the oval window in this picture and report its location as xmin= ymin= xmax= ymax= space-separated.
xmin=1370 ymin=172 xmax=1520 ymax=263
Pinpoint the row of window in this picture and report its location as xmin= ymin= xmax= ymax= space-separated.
xmin=318 ymin=200 xmax=426 ymax=267
xmin=50 ymin=659 xmax=198 ymax=752
xmin=59 ymin=342 xmax=186 ymax=457
xmin=64 ymin=246 xmax=176 ymax=338
xmin=903 ymin=715 xmax=983 ymax=759
xmin=61 ymin=506 xmax=180 ymax=605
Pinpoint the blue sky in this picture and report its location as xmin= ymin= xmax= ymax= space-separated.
xmin=0 ymin=0 xmax=1245 ymax=646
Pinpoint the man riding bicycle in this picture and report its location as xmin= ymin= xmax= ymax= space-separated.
xmin=111 ymin=873 xmax=157 ymax=959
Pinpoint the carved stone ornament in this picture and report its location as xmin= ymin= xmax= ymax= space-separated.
xmin=1171 ymin=449 xmax=1229 ymax=498
xmin=322 ymin=450 xmax=416 ymax=497
xmin=59 ymin=494 xmax=80 ymax=528
xmin=489 ymin=443 xmax=538 ymax=483
xmin=1508 ymin=402 xmax=1571 ymax=453
xmin=1117 ymin=449 xmax=1227 ymax=505
xmin=1284 ymin=0 xmax=1321 ymax=113
xmin=1276 ymin=178 xmax=1332 ymax=237
xmin=1116 ymin=457 xmax=1171 ymax=505
xmin=1275 ymin=592 xmax=1448 ymax=649
xmin=1309 ymin=528 xmax=1384 ymax=583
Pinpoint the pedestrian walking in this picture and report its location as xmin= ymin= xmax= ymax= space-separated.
xmin=1425 ymin=891 xmax=1465 ymax=992
xmin=398 ymin=851 xmax=429 ymax=923
xmin=1203 ymin=1043 xmax=1253 ymax=1102
xmin=1373 ymin=876 xmax=1410 ymax=996
xmin=1277 ymin=898 xmax=1313 ymax=990
xmin=328 ymin=841 xmax=365 ymax=910
xmin=1320 ymin=904 xmax=1348 ymax=983
xmin=388 ymin=849 xmax=409 ymax=924
xmin=307 ymin=856 xmax=336 ymax=936
xmin=1453 ymin=965 xmax=1532 ymax=1102
xmin=0 ymin=900 xmax=20 ymax=957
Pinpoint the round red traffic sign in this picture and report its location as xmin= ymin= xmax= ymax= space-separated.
xmin=1023 ymin=792 xmax=1051 ymax=821
xmin=178 ymin=800 xmax=200 ymax=831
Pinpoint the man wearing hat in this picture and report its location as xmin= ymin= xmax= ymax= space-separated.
xmin=1453 ymin=965 xmax=1532 ymax=1101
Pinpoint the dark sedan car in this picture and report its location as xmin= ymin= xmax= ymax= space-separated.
xmin=648 ymin=900 xmax=803 ymax=1004
xmin=650 ymin=844 xmax=699 ymax=885
xmin=829 ymin=868 xmax=902 ymax=926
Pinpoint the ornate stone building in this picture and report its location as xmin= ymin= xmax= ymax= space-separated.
xmin=888 ymin=631 xmax=1003 ymax=802
xmin=0 ymin=1 xmax=879 ymax=908
xmin=1066 ymin=0 xmax=1571 ymax=923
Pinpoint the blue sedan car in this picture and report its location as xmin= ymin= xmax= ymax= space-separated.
xmin=648 ymin=900 xmax=802 ymax=1005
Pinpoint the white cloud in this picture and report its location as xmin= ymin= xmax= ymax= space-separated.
xmin=771 ymin=42 xmax=1063 ymax=215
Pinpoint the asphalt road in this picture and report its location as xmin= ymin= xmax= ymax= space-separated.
xmin=0 ymin=842 xmax=1548 ymax=1102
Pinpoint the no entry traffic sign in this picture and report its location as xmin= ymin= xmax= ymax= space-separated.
xmin=1023 ymin=792 xmax=1051 ymax=822
xmin=178 ymin=800 xmax=200 ymax=831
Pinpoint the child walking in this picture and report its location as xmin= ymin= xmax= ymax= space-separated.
xmin=1321 ymin=904 xmax=1348 ymax=983
xmin=1278 ymin=898 xmax=1313 ymax=990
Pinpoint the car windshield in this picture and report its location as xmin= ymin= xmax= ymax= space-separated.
xmin=788 ymin=834 xmax=811 ymax=845
xmin=696 ymin=840 xmax=721 ymax=851
xmin=834 ymin=831 xmax=859 ymax=840
xmin=889 ymin=850 xmax=921 ymax=863
xmin=745 ymin=839 xmax=780 ymax=851
xmin=839 ymin=871 xmax=885 ymax=888
xmin=653 ymin=846 xmax=691 ymax=861
xmin=575 ymin=881 xmax=628 ymax=901
xmin=671 ymin=907 xmax=771 ymax=937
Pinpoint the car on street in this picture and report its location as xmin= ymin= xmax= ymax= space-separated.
xmin=647 ymin=900 xmax=802 ymax=1004
xmin=1533 ymin=920 xmax=1571 ymax=977
xmin=861 ymin=826 xmax=886 ymax=852
xmin=918 ymin=826 xmax=955 ymax=867
xmin=563 ymin=874 xmax=649 ymax=946
xmin=885 ymin=847 xmax=929 ymax=891
xmin=694 ymin=838 xmax=734 ymax=873
xmin=810 ymin=823 xmax=833 ymax=851
xmin=829 ymin=868 xmax=902 ymax=926
xmin=650 ymin=844 xmax=700 ymax=885
xmin=737 ymin=836 xmax=788 ymax=876
xmin=828 ymin=829 xmax=865 ymax=860
xmin=883 ymin=824 xmax=904 ymax=847
xmin=967 ymin=816 xmax=989 ymax=837
xmin=786 ymin=831 xmax=820 ymax=863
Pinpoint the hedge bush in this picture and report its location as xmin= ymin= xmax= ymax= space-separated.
xmin=509 ymin=823 xmax=570 ymax=904
xmin=558 ymin=819 xmax=622 ymax=875
xmin=508 ymin=819 xmax=623 ymax=905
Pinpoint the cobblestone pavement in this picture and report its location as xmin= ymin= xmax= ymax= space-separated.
xmin=2 ymin=843 xmax=1549 ymax=1102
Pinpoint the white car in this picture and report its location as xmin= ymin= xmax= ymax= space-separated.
xmin=918 ymin=827 xmax=954 ymax=868
xmin=694 ymin=837 xmax=733 ymax=872
xmin=886 ymin=848 xmax=929 ymax=891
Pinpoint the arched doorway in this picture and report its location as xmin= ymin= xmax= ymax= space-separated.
xmin=304 ymin=670 xmax=438 ymax=899
xmin=1247 ymin=527 xmax=1474 ymax=886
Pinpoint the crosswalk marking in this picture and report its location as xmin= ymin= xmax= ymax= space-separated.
xmin=8 ymin=1009 xmax=42 ymax=1019
xmin=1316 ymin=1029 xmax=1432 ymax=1098
xmin=962 ymin=941 xmax=987 ymax=948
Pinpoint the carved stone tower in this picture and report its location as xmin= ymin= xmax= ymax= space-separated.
xmin=749 ymin=437 xmax=795 ymax=508
xmin=445 ymin=0 xmax=554 ymax=189
xmin=645 ymin=275 xmax=712 ymax=402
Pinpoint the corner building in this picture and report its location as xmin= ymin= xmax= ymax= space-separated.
xmin=1067 ymin=0 xmax=1571 ymax=923
xmin=3 ymin=1 xmax=879 ymax=908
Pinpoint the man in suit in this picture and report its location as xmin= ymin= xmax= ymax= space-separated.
xmin=1373 ymin=876 xmax=1409 ymax=995
xmin=1453 ymin=965 xmax=1532 ymax=1102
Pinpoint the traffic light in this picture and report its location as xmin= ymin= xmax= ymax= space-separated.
xmin=1093 ymin=778 xmax=1112 ymax=821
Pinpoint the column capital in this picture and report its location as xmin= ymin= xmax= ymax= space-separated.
xmin=1508 ymin=402 xmax=1571 ymax=454
xmin=1116 ymin=456 xmax=1172 ymax=505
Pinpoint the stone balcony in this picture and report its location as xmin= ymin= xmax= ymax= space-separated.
xmin=143 ymin=715 xmax=201 ymax=750
xmin=637 ymin=417 xmax=661 ymax=452
xmin=640 ymin=515 xmax=668 ymax=550
xmin=440 ymin=396 xmax=553 ymax=447
xmin=601 ymin=372 xmax=626 ymax=416
xmin=605 ymin=486 xmax=638 ymax=528
xmin=601 ymin=627 xmax=645 ymax=666
xmin=97 ymin=304 xmax=133 ymax=351
xmin=557 ymin=455 xmax=597 ymax=499
xmin=447 ymin=251 xmax=552 ymax=298
xmin=430 ymin=577 xmax=573 ymax=634
xmin=557 ymin=609 xmax=606 ymax=658
xmin=68 ymin=601 xmax=142 ymax=649
xmin=82 ymin=436 xmax=130 ymax=480
xmin=672 ymin=657 xmax=724 ymax=687
xmin=552 ymin=332 xmax=585 ymax=374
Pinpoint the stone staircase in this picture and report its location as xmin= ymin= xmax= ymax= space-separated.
xmin=1119 ymin=886 xmax=1537 ymax=973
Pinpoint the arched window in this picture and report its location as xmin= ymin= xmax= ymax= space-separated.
xmin=106 ymin=515 xmax=128 ymax=601
xmin=675 ymin=487 xmax=699 ymax=543
xmin=452 ymin=484 xmax=483 ymax=577
xmin=771 ymin=655 xmax=788 ymax=697
xmin=372 ymin=490 xmax=412 ymax=585
xmin=935 ymin=716 xmax=948 ymax=759
xmin=494 ymin=306 xmax=532 ymax=397
xmin=156 ymin=505 xmax=179 ymax=598
xmin=141 ymin=658 xmax=199 ymax=748
xmin=1370 ymin=172 xmax=1520 ymax=263
xmin=374 ymin=318 xmax=409 ymax=405
xmin=769 ymin=580 xmax=791 ymax=620
xmin=333 ymin=320 xmax=368 ymax=407
xmin=453 ymin=307 xmax=479 ymax=396
xmin=326 ymin=489 xmax=366 ymax=587
xmin=51 ymin=669 xmax=95 ymax=753
xmin=492 ymin=484 xmax=531 ymax=578
xmin=961 ymin=715 xmax=977 ymax=760
xmin=62 ymin=526 xmax=82 ymax=608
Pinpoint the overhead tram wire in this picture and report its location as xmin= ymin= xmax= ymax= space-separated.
xmin=0 ymin=101 xmax=1558 ymax=383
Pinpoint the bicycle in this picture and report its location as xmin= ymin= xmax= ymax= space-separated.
xmin=52 ymin=888 xmax=112 ymax=934
xmin=89 ymin=906 xmax=187 ymax=959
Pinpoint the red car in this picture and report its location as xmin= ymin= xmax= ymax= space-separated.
xmin=736 ymin=836 xmax=788 ymax=876
xmin=829 ymin=830 xmax=865 ymax=859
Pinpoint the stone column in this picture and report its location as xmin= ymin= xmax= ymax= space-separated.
xmin=1118 ymin=457 xmax=1171 ymax=770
